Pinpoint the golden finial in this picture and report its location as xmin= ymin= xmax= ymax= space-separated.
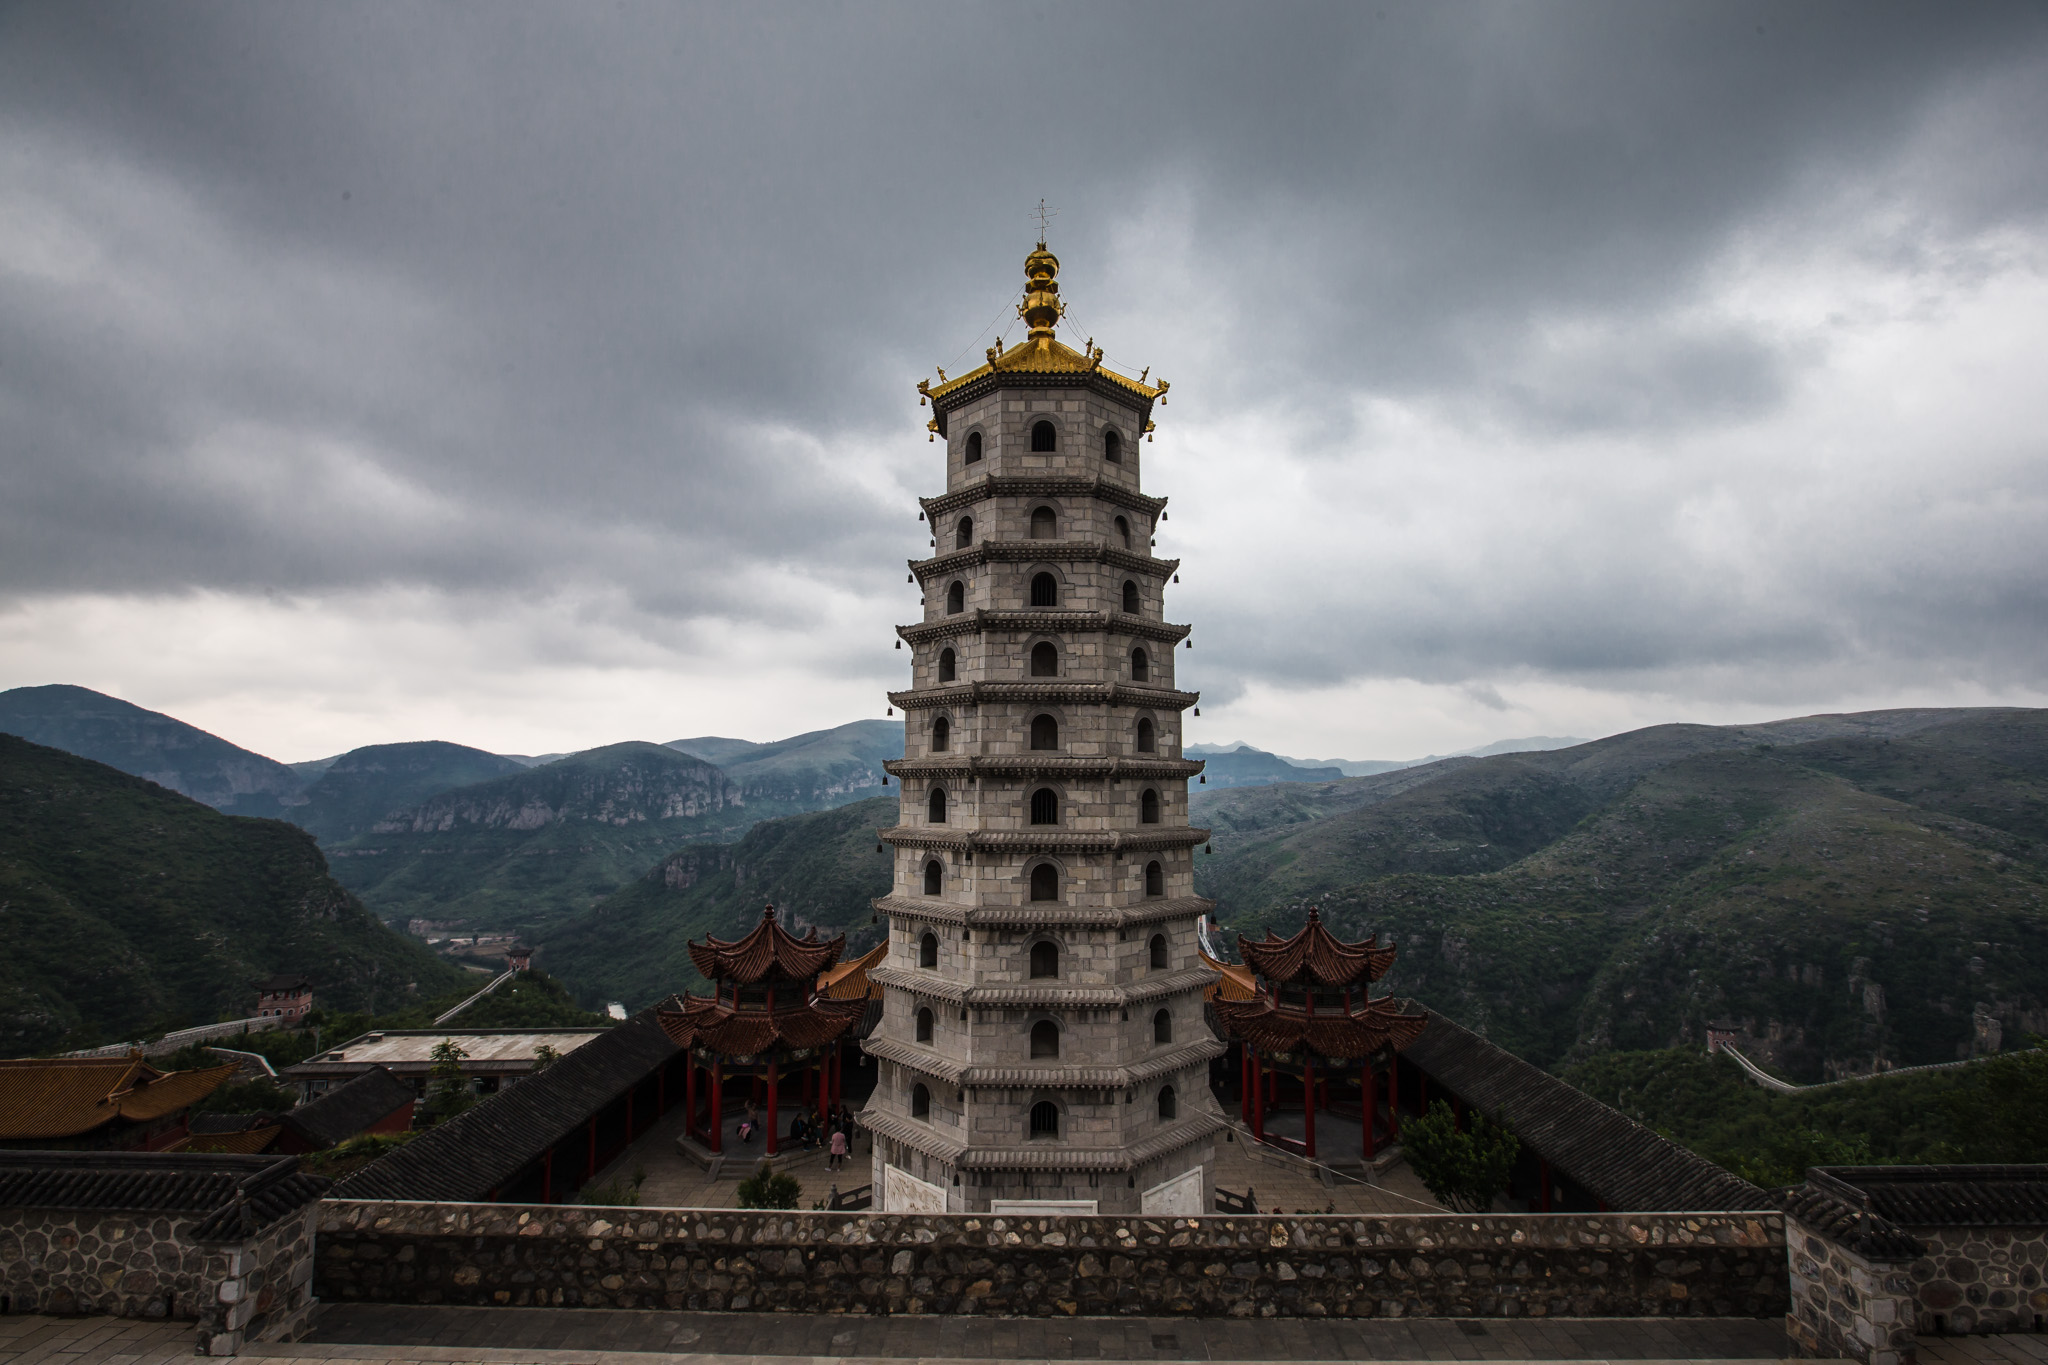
xmin=1020 ymin=242 xmax=1063 ymax=344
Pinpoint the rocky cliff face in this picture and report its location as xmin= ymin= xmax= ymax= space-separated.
xmin=372 ymin=742 xmax=740 ymax=833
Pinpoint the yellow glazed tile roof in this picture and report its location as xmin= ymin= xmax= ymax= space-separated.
xmin=0 ymin=1056 xmax=238 ymax=1139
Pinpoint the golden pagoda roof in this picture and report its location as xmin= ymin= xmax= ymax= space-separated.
xmin=918 ymin=244 xmax=1168 ymax=423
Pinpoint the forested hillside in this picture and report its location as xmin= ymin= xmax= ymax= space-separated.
xmin=539 ymin=797 xmax=894 ymax=1010
xmin=0 ymin=735 xmax=468 ymax=1053
xmin=1195 ymin=710 xmax=2048 ymax=1080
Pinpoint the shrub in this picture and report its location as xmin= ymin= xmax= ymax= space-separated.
xmin=736 ymin=1159 xmax=802 ymax=1210
xmin=1403 ymin=1100 xmax=1520 ymax=1213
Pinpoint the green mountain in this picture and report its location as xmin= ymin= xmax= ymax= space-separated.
xmin=292 ymin=741 xmax=529 ymax=844
xmin=539 ymin=796 xmax=895 ymax=1011
xmin=326 ymin=742 xmax=771 ymax=937
xmin=0 ymin=684 xmax=305 ymax=818
xmin=670 ymin=719 xmax=901 ymax=808
xmin=0 ymin=734 xmax=467 ymax=1054
xmin=1194 ymin=710 xmax=2048 ymax=1079
xmin=1185 ymin=745 xmax=1344 ymax=788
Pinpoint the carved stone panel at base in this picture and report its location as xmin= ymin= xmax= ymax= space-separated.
xmin=883 ymin=1163 xmax=948 ymax=1214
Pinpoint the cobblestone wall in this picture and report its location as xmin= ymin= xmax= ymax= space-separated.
xmin=0 ymin=1206 xmax=318 ymax=1356
xmin=316 ymin=1201 xmax=1785 ymax=1319
xmin=1908 ymin=1224 xmax=2048 ymax=1336
xmin=1785 ymin=1214 xmax=1918 ymax=1365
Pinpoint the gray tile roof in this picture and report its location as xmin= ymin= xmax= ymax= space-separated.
xmin=281 ymin=1065 xmax=416 ymax=1150
xmin=0 ymin=1150 xmax=327 ymax=1240
xmin=1400 ymin=1006 xmax=1769 ymax=1212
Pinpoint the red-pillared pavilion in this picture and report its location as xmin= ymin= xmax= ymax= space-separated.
xmin=656 ymin=905 xmax=874 ymax=1158
xmin=1207 ymin=906 xmax=1426 ymax=1161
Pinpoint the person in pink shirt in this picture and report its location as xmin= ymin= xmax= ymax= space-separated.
xmin=828 ymin=1125 xmax=848 ymax=1172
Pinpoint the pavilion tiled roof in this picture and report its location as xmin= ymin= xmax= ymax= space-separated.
xmin=279 ymin=1065 xmax=417 ymax=1150
xmin=0 ymin=1150 xmax=327 ymax=1240
xmin=1238 ymin=907 xmax=1398 ymax=987
xmin=686 ymin=904 xmax=844 ymax=984
xmin=656 ymin=993 xmax=867 ymax=1058
xmin=818 ymin=941 xmax=887 ymax=1001
xmin=0 ymin=1056 xmax=238 ymax=1141
xmin=1210 ymin=992 xmax=1427 ymax=1062
xmin=1198 ymin=948 xmax=1257 ymax=1003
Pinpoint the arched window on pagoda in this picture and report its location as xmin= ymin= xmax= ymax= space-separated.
xmin=1130 ymin=647 xmax=1148 ymax=681
xmin=1030 ymin=1020 xmax=1059 ymax=1058
xmin=1153 ymin=1008 xmax=1173 ymax=1044
xmin=1031 ymin=420 xmax=1057 ymax=452
xmin=1029 ymin=1101 xmax=1059 ymax=1137
xmin=1029 ymin=940 xmax=1060 ymax=978
xmin=1029 ymin=864 xmax=1059 ymax=902
xmin=1123 ymin=580 xmax=1140 ymax=614
xmin=1157 ymin=1086 xmax=1177 ymax=1121
xmin=956 ymin=515 xmax=973 ymax=549
xmin=1030 ymin=642 xmax=1057 ymax=676
xmin=1141 ymin=788 xmax=1159 ymax=824
xmin=923 ymin=860 xmax=942 ymax=896
xmin=1104 ymin=428 xmax=1122 ymax=464
xmin=928 ymin=787 xmax=947 ymax=823
xmin=1136 ymin=717 xmax=1156 ymax=752
xmin=1030 ymin=506 xmax=1056 ymax=540
xmin=938 ymin=648 xmax=956 ymax=683
xmin=919 ymin=932 xmax=939 ymax=968
xmin=1115 ymin=515 xmax=1131 ymax=548
xmin=1030 ymin=714 xmax=1059 ymax=750
xmin=1030 ymin=572 xmax=1058 ymax=607
xmin=1149 ymin=933 xmax=1168 ymax=970
xmin=965 ymin=432 xmax=983 ymax=463
xmin=1145 ymin=860 xmax=1164 ymax=897
xmin=912 ymin=1083 xmax=931 ymax=1119
xmin=946 ymin=580 xmax=965 ymax=614
xmin=1029 ymin=788 xmax=1058 ymax=825
xmin=916 ymin=1007 xmax=934 ymax=1043
xmin=931 ymin=716 xmax=949 ymax=752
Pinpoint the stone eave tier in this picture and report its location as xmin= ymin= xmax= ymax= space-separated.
xmin=887 ymin=681 xmax=1200 ymax=713
xmin=911 ymin=543 xmax=1179 ymax=582
xmin=868 ymin=965 xmax=1216 ymax=1010
xmin=921 ymin=475 xmax=1166 ymax=522
xmin=860 ymin=1107 xmax=1222 ymax=1171
xmin=884 ymin=756 xmax=1204 ymax=781
xmin=922 ymin=365 xmax=1163 ymax=441
xmin=872 ymin=893 xmax=1214 ymax=931
xmin=898 ymin=609 xmax=1191 ymax=648
xmin=879 ymin=826 xmax=1211 ymax=854
xmin=865 ymin=1036 xmax=1226 ymax=1090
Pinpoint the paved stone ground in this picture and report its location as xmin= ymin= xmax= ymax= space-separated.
xmin=29 ymin=1308 xmax=2045 ymax=1364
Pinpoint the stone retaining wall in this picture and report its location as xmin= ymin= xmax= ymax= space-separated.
xmin=1907 ymin=1223 xmax=2048 ymax=1336
xmin=0 ymin=1204 xmax=317 ymax=1355
xmin=316 ymin=1200 xmax=1786 ymax=1319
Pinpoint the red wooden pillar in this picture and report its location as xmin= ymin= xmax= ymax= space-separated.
xmin=685 ymin=1060 xmax=697 ymax=1139
xmin=803 ymin=1062 xmax=812 ymax=1109
xmin=1251 ymin=1050 xmax=1265 ymax=1142
xmin=1361 ymin=1062 xmax=1375 ymax=1160
xmin=1389 ymin=1060 xmax=1401 ymax=1140
xmin=1303 ymin=1054 xmax=1317 ymax=1160
xmin=711 ymin=1061 xmax=724 ymax=1154
xmin=766 ymin=1058 xmax=780 ymax=1156
xmin=1239 ymin=1047 xmax=1251 ymax=1124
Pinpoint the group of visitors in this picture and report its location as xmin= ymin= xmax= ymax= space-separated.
xmin=734 ymin=1101 xmax=859 ymax=1170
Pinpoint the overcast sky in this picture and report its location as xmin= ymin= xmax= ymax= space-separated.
xmin=3 ymin=3 xmax=2045 ymax=763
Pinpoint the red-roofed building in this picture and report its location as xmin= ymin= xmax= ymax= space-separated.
xmin=254 ymin=974 xmax=312 ymax=1021
xmin=657 ymin=904 xmax=874 ymax=1158
xmin=1206 ymin=906 xmax=1425 ymax=1162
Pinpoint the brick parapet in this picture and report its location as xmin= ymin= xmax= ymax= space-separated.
xmin=314 ymin=1200 xmax=1786 ymax=1319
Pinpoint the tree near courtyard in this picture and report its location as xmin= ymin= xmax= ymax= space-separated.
xmin=736 ymin=1158 xmax=802 ymax=1210
xmin=1403 ymin=1100 xmax=1520 ymax=1213
xmin=419 ymin=1038 xmax=475 ymax=1125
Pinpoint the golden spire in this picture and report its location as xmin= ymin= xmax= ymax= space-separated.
xmin=1018 ymin=242 xmax=1064 ymax=346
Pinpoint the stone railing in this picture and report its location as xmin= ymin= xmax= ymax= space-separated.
xmin=62 ymin=1015 xmax=285 ymax=1060
xmin=317 ymin=1200 xmax=1785 ymax=1319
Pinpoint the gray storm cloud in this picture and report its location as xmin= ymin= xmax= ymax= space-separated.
xmin=2 ymin=0 xmax=2045 ymax=747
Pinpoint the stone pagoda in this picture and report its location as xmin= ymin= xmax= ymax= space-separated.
xmin=1210 ymin=906 xmax=1426 ymax=1163
xmin=860 ymin=241 xmax=1224 ymax=1215
xmin=658 ymin=904 xmax=869 ymax=1159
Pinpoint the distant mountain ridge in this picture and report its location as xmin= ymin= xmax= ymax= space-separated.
xmin=1189 ymin=734 xmax=1590 ymax=778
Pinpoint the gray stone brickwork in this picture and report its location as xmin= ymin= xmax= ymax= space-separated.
xmin=1786 ymin=1212 xmax=1920 ymax=1365
xmin=1907 ymin=1224 xmax=2048 ymax=1337
xmin=0 ymin=1203 xmax=318 ymax=1356
xmin=869 ymin=249 xmax=1222 ymax=1214
xmin=314 ymin=1200 xmax=1788 ymax=1320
